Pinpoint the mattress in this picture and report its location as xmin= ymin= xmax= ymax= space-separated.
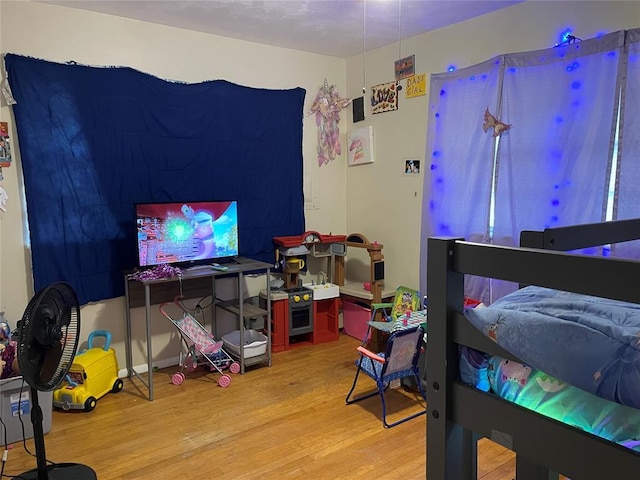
xmin=459 ymin=347 xmax=640 ymax=452
xmin=464 ymin=286 xmax=640 ymax=409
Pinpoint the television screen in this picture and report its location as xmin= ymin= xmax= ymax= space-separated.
xmin=136 ymin=201 xmax=239 ymax=267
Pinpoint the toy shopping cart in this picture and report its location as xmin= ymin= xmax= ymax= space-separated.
xmin=159 ymin=297 xmax=240 ymax=387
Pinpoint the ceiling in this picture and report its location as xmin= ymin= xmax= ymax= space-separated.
xmin=36 ymin=0 xmax=524 ymax=58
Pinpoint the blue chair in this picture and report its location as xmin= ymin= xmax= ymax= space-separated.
xmin=345 ymin=325 xmax=427 ymax=428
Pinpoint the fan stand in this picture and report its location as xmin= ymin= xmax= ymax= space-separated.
xmin=19 ymin=387 xmax=97 ymax=480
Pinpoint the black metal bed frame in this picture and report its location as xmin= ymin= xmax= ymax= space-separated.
xmin=426 ymin=219 xmax=640 ymax=479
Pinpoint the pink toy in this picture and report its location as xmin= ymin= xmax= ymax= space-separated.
xmin=160 ymin=297 xmax=240 ymax=388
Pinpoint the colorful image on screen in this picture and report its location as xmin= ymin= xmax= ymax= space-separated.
xmin=136 ymin=201 xmax=238 ymax=267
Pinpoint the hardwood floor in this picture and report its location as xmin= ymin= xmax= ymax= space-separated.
xmin=3 ymin=333 xmax=521 ymax=479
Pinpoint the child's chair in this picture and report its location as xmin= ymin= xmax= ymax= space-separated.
xmin=345 ymin=325 xmax=427 ymax=428
xmin=364 ymin=286 xmax=421 ymax=352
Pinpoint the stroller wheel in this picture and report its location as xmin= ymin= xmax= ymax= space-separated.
xmin=218 ymin=374 xmax=232 ymax=388
xmin=229 ymin=362 xmax=241 ymax=374
xmin=171 ymin=372 xmax=185 ymax=385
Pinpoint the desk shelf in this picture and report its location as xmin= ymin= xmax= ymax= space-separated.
xmin=216 ymin=300 xmax=268 ymax=319
xmin=215 ymin=299 xmax=271 ymax=371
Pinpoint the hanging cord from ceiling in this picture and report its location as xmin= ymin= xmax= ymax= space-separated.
xmin=396 ymin=0 xmax=403 ymax=91
xmin=397 ymin=0 xmax=402 ymax=61
xmin=362 ymin=0 xmax=367 ymax=94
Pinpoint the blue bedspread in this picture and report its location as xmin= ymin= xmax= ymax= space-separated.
xmin=464 ymin=286 xmax=640 ymax=409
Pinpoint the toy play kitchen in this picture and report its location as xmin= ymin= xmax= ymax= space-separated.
xmin=261 ymin=231 xmax=346 ymax=350
xmin=270 ymin=231 xmax=396 ymax=352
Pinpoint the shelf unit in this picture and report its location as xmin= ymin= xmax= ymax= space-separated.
xmin=214 ymin=294 xmax=271 ymax=372
xmin=124 ymin=257 xmax=272 ymax=400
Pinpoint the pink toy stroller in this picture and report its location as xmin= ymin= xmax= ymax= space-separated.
xmin=160 ymin=297 xmax=240 ymax=387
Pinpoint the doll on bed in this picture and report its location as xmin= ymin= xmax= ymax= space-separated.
xmin=0 ymin=321 xmax=17 ymax=378
xmin=460 ymin=345 xmax=640 ymax=452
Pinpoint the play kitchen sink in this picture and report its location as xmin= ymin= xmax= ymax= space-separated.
xmin=303 ymin=282 xmax=340 ymax=300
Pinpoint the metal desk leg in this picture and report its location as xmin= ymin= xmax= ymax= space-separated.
xmin=124 ymin=276 xmax=133 ymax=377
xmin=266 ymin=267 xmax=271 ymax=367
xmin=238 ymin=271 xmax=245 ymax=374
xmin=211 ymin=276 xmax=217 ymax=338
xmin=145 ymin=284 xmax=154 ymax=401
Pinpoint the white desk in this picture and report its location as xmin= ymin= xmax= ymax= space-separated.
xmin=123 ymin=257 xmax=271 ymax=400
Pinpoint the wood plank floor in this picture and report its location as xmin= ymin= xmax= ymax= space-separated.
xmin=3 ymin=333 xmax=522 ymax=479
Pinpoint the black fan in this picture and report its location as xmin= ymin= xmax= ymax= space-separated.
xmin=15 ymin=282 xmax=96 ymax=480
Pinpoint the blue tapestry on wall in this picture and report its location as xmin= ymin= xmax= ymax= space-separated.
xmin=5 ymin=54 xmax=306 ymax=305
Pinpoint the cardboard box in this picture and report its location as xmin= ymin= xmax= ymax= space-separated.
xmin=0 ymin=376 xmax=53 ymax=444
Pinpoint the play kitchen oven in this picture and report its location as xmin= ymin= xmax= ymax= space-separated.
xmin=287 ymin=287 xmax=314 ymax=336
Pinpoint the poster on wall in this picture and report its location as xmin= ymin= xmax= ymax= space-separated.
xmin=347 ymin=126 xmax=374 ymax=166
xmin=0 ymin=122 xmax=11 ymax=168
xmin=406 ymin=74 xmax=427 ymax=99
xmin=394 ymin=54 xmax=415 ymax=80
xmin=371 ymin=81 xmax=398 ymax=115
xmin=403 ymin=159 xmax=421 ymax=176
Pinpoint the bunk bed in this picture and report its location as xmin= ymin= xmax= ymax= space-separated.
xmin=425 ymin=219 xmax=640 ymax=479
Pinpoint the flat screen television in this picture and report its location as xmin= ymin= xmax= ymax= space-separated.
xmin=136 ymin=201 xmax=239 ymax=267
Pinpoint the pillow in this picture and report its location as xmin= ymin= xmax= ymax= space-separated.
xmin=464 ymin=286 xmax=640 ymax=409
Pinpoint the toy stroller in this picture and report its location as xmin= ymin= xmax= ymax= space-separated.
xmin=159 ymin=296 xmax=240 ymax=387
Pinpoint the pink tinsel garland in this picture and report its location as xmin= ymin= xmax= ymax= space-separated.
xmin=128 ymin=264 xmax=183 ymax=281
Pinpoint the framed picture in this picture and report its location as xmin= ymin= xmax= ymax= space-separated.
xmin=403 ymin=159 xmax=421 ymax=176
xmin=394 ymin=54 xmax=415 ymax=80
xmin=347 ymin=126 xmax=374 ymax=166
xmin=371 ymin=81 xmax=398 ymax=115
xmin=0 ymin=122 xmax=11 ymax=168
xmin=406 ymin=73 xmax=427 ymax=98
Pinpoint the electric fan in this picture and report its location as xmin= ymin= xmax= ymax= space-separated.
xmin=15 ymin=282 xmax=97 ymax=480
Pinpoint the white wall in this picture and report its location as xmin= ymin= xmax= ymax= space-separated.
xmin=1 ymin=0 xmax=638 ymax=371
xmin=344 ymin=0 xmax=640 ymax=292
xmin=0 ymin=0 xmax=347 ymax=370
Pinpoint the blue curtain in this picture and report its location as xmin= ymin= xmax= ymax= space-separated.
xmin=5 ymin=54 xmax=306 ymax=305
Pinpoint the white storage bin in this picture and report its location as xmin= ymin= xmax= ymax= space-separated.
xmin=222 ymin=329 xmax=267 ymax=358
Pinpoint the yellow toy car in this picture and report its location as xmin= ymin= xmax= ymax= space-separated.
xmin=53 ymin=330 xmax=123 ymax=411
